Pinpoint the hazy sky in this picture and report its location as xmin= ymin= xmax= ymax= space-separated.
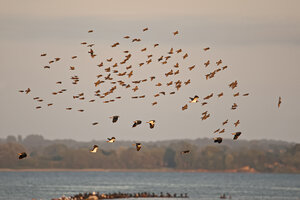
xmin=0 ymin=0 xmax=299 ymax=142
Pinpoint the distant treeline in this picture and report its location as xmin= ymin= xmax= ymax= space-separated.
xmin=0 ymin=135 xmax=299 ymax=173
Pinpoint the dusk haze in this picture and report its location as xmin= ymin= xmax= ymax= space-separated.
xmin=0 ymin=0 xmax=299 ymax=199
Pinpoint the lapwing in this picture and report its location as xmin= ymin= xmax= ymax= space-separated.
xmin=18 ymin=152 xmax=27 ymax=159
xmin=110 ymin=115 xmax=119 ymax=123
xmin=107 ymin=137 xmax=116 ymax=143
xmin=232 ymin=132 xmax=242 ymax=140
xmin=213 ymin=137 xmax=223 ymax=144
xmin=90 ymin=145 xmax=98 ymax=153
xmin=132 ymin=120 xmax=142 ymax=128
xmin=181 ymin=150 xmax=190 ymax=154
xmin=147 ymin=120 xmax=155 ymax=129
xmin=189 ymin=95 xmax=199 ymax=103
xmin=134 ymin=143 xmax=142 ymax=151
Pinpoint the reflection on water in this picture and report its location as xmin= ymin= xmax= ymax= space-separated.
xmin=0 ymin=172 xmax=299 ymax=200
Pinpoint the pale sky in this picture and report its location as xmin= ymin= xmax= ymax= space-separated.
xmin=0 ymin=0 xmax=299 ymax=142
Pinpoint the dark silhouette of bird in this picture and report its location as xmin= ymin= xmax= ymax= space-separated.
xmin=234 ymin=120 xmax=240 ymax=127
xmin=132 ymin=120 xmax=142 ymax=127
xmin=181 ymin=150 xmax=190 ymax=154
xmin=218 ymin=92 xmax=224 ymax=98
xmin=232 ymin=132 xmax=242 ymax=140
xmin=204 ymin=60 xmax=210 ymax=67
xmin=214 ymin=129 xmax=220 ymax=133
xmin=216 ymin=59 xmax=222 ymax=66
xmin=278 ymin=96 xmax=282 ymax=108
xmin=219 ymin=129 xmax=225 ymax=133
xmin=231 ymin=103 xmax=238 ymax=110
xmin=111 ymin=42 xmax=120 ymax=47
xmin=18 ymin=152 xmax=27 ymax=159
xmin=109 ymin=115 xmax=119 ymax=123
xmin=183 ymin=53 xmax=188 ymax=59
xmin=233 ymin=92 xmax=239 ymax=97
xmin=222 ymin=120 xmax=228 ymax=125
xmin=25 ymin=88 xmax=31 ymax=94
xmin=213 ymin=137 xmax=222 ymax=144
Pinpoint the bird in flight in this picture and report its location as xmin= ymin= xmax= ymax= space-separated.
xmin=134 ymin=143 xmax=142 ymax=151
xmin=18 ymin=152 xmax=27 ymax=159
xmin=147 ymin=120 xmax=155 ymax=129
xmin=278 ymin=96 xmax=282 ymax=108
xmin=132 ymin=120 xmax=142 ymax=128
xmin=232 ymin=132 xmax=242 ymax=140
xmin=234 ymin=120 xmax=240 ymax=127
xmin=25 ymin=88 xmax=31 ymax=94
xmin=181 ymin=150 xmax=190 ymax=154
xmin=110 ymin=116 xmax=119 ymax=123
xmin=107 ymin=137 xmax=116 ymax=143
xmin=189 ymin=95 xmax=199 ymax=103
xmin=90 ymin=145 xmax=98 ymax=153
xmin=213 ymin=137 xmax=222 ymax=144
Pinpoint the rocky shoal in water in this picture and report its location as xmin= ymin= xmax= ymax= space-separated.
xmin=52 ymin=192 xmax=189 ymax=200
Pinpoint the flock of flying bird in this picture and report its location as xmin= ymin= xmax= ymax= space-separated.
xmin=17 ymin=27 xmax=283 ymax=159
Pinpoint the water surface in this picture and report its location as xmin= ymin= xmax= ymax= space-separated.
xmin=0 ymin=171 xmax=299 ymax=200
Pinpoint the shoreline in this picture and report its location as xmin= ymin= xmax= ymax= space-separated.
xmin=0 ymin=167 xmax=257 ymax=173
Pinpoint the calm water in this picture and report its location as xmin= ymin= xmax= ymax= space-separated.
xmin=0 ymin=171 xmax=299 ymax=200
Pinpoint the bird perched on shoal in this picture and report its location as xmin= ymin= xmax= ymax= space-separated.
xmin=107 ymin=137 xmax=116 ymax=143
xmin=90 ymin=145 xmax=98 ymax=153
xmin=132 ymin=120 xmax=142 ymax=127
xmin=18 ymin=152 xmax=27 ymax=159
